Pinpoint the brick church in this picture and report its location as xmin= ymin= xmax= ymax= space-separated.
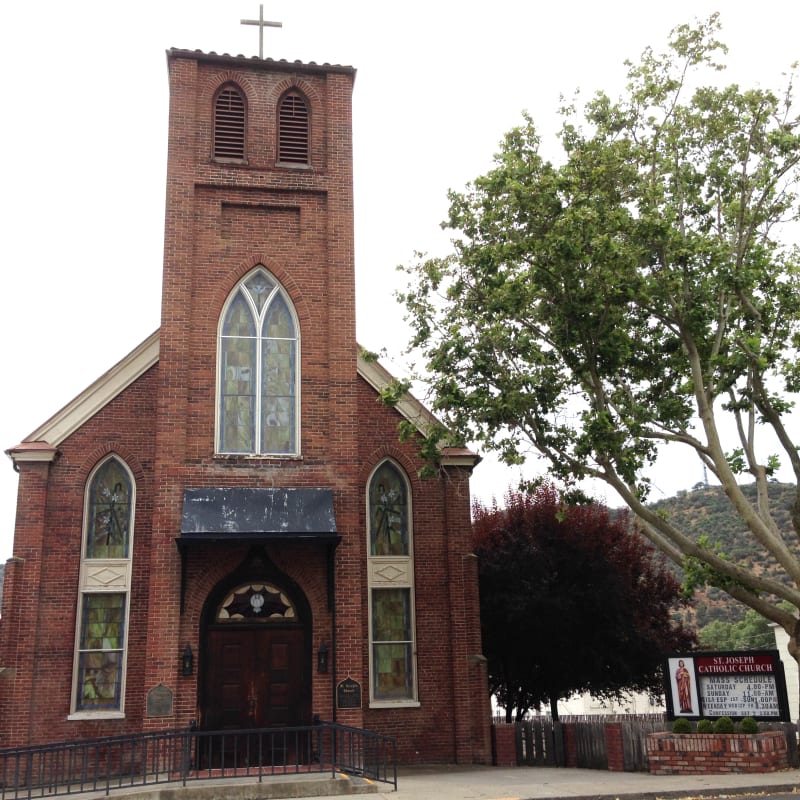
xmin=0 ymin=37 xmax=491 ymax=764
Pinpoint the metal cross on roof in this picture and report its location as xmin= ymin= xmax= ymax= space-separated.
xmin=241 ymin=4 xmax=282 ymax=59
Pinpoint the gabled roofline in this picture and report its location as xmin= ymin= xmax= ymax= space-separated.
xmin=6 ymin=331 xmax=479 ymax=470
xmin=355 ymin=354 xmax=440 ymax=433
xmin=11 ymin=331 xmax=160 ymax=450
xmin=356 ymin=354 xmax=481 ymax=469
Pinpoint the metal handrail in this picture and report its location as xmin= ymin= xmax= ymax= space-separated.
xmin=0 ymin=722 xmax=397 ymax=799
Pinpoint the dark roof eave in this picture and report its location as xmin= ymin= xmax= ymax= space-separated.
xmin=166 ymin=48 xmax=357 ymax=79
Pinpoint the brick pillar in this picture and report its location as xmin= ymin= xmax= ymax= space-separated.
xmin=0 ymin=447 xmax=56 ymax=747
xmin=605 ymin=722 xmax=625 ymax=771
xmin=491 ymin=724 xmax=518 ymax=766
xmin=562 ymin=723 xmax=578 ymax=767
xmin=0 ymin=557 xmax=24 ymax=747
xmin=463 ymin=552 xmax=493 ymax=764
xmin=442 ymin=459 xmax=491 ymax=764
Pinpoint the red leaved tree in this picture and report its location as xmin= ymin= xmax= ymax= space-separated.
xmin=474 ymin=485 xmax=695 ymax=720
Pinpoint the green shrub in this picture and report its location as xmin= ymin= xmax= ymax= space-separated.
xmin=696 ymin=719 xmax=713 ymax=733
xmin=739 ymin=716 xmax=759 ymax=734
xmin=713 ymin=715 xmax=735 ymax=734
xmin=672 ymin=718 xmax=692 ymax=733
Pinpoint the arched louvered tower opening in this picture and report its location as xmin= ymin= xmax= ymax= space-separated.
xmin=278 ymin=91 xmax=309 ymax=164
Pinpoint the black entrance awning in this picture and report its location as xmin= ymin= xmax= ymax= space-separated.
xmin=178 ymin=487 xmax=338 ymax=540
xmin=175 ymin=488 xmax=340 ymax=611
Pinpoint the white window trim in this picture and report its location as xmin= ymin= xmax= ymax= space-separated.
xmin=70 ymin=455 xmax=135 ymax=718
xmin=366 ymin=460 xmax=418 ymax=706
xmin=215 ymin=266 xmax=301 ymax=457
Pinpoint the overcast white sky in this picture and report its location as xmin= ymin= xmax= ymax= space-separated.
xmin=1 ymin=1 xmax=798 ymax=562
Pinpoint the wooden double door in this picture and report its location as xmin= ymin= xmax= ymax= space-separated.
xmin=202 ymin=627 xmax=308 ymax=732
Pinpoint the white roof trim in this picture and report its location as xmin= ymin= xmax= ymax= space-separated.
xmin=24 ymin=331 xmax=160 ymax=447
xmin=356 ymin=353 xmax=480 ymax=468
xmin=356 ymin=352 xmax=440 ymax=434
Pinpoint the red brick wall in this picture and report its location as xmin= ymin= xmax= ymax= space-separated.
xmin=646 ymin=731 xmax=789 ymax=774
xmin=0 ymin=368 xmax=158 ymax=746
xmin=491 ymin=724 xmax=518 ymax=766
xmin=0 ymin=50 xmax=490 ymax=765
xmin=356 ymin=380 xmax=490 ymax=764
xmin=562 ymin=724 xmax=578 ymax=767
xmin=143 ymin=49 xmax=363 ymax=733
xmin=605 ymin=722 xmax=625 ymax=771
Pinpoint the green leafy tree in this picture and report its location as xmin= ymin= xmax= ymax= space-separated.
xmin=398 ymin=15 xmax=800 ymax=690
xmin=697 ymin=609 xmax=775 ymax=650
xmin=474 ymin=485 xmax=695 ymax=721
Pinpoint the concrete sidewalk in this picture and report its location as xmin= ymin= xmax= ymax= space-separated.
xmin=357 ymin=764 xmax=800 ymax=800
xmin=47 ymin=764 xmax=800 ymax=800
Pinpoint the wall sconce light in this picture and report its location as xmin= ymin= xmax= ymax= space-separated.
xmin=317 ymin=642 xmax=329 ymax=673
xmin=181 ymin=643 xmax=194 ymax=676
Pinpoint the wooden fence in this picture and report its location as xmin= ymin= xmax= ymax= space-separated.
xmin=497 ymin=715 xmax=799 ymax=772
xmin=514 ymin=718 xmax=562 ymax=766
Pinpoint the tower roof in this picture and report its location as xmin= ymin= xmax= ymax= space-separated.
xmin=166 ymin=48 xmax=356 ymax=80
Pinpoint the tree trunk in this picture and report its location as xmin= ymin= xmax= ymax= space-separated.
xmin=787 ymin=621 xmax=800 ymax=721
xmin=549 ymin=695 xmax=559 ymax=722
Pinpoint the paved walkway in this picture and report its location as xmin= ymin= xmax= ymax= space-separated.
xmin=357 ymin=764 xmax=800 ymax=800
xmin=35 ymin=764 xmax=800 ymax=800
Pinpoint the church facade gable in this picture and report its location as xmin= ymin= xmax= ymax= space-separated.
xmin=0 ymin=45 xmax=491 ymax=766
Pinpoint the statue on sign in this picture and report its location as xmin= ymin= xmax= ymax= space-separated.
xmin=675 ymin=660 xmax=692 ymax=713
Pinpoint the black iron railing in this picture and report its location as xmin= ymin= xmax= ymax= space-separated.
xmin=0 ymin=722 xmax=397 ymax=799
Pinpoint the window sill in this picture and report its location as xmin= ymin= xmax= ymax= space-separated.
xmin=368 ymin=700 xmax=421 ymax=710
xmin=213 ymin=454 xmax=303 ymax=463
xmin=276 ymin=161 xmax=312 ymax=170
xmin=68 ymin=711 xmax=126 ymax=721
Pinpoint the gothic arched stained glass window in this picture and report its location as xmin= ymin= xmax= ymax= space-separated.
xmin=368 ymin=460 xmax=409 ymax=556
xmin=218 ymin=267 xmax=300 ymax=455
xmin=72 ymin=455 xmax=135 ymax=716
xmin=86 ymin=457 xmax=132 ymax=559
xmin=366 ymin=460 xmax=418 ymax=704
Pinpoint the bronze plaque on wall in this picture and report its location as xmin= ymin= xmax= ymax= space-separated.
xmin=336 ymin=677 xmax=362 ymax=709
xmin=146 ymin=684 xmax=174 ymax=717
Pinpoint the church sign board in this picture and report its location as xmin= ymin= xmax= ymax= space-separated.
xmin=336 ymin=677 xmax=362 ymax=709
xmin=146 ymin=684 xmax=174 ymax=718
xmin=664 ymin=650 xmax=789 ymax=721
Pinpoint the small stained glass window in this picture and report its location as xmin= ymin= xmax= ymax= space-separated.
xmin=218 ymin=267 xmax=299 ymax=455
xmin=86 ymin=458 xmax=132 ymax=559
xmin=76 ymin=593 xmax=125 ymax=710
xmin=369 ymin=462 xmax=408 ymax=556
xmin=372 ymin=588 xmax=413 ymax=700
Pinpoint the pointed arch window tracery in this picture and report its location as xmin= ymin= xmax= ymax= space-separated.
xmin=217 ymin=266 xmax=300 ymax=455
xmin=70 ymin=455 xmax=135 ymax=718
xmin=367 ymin=460 xmax=419 ymax=705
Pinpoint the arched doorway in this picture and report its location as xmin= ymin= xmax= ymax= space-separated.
xmin=200 ymin=576 xmax=311 ymax=733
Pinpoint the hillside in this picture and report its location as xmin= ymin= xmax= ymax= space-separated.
xmin=650 ymin=482 xmax=797 ymax=627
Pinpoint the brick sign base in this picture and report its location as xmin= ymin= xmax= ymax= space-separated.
xmin=646 ymin=731 xmax=788 ymax=775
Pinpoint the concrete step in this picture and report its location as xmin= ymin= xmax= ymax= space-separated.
xmin=73 ymin=773 xmax=379 ymax=800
